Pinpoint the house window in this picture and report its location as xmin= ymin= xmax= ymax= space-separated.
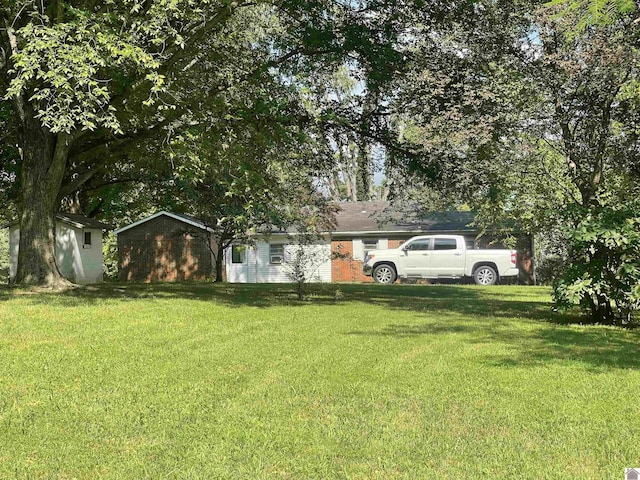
xmin=231 ymin=245 xmax=246 ymax=264
xmin=83 ymin=231 xmax=92 ymax=248
xmin=363 ymin=239 xmax=379 ymax=255
xmin=433 ymin=238 xmax=458 ymax=250
xmin=270 ymin=244 xmax=284 ymax=264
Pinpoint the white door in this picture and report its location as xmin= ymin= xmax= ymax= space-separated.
xmin=226 ymin=245 xmax=249 ymax=282
xmin=399 ymin=238 xmax=432 ymax=276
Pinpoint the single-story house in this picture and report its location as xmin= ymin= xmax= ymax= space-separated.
xmin=114 ymin=211 xmax=331 ymax=283
xmin=114 ymin=211 xmax=215 ymax=282
xmin=116 ymin=203 xmax=534 ymax=284
xmin=7 ymin=213 xmax=110 ymax=284
xmin=227 ymin=201 xmax=533 ymax=284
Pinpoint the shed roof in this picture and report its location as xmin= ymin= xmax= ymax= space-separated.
xmin=113 ymin=211 xmax=213 ymax=235
xmin=333 ymin=201 xmax=477 ymax=234
xmin=56 ymin=213 xmax=112 ymax=230
xmin=3 ymin=213 xmax=111 ymax=230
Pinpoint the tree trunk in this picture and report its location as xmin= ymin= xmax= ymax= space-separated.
xmin=14 ymin=116 xmax=71 ymax=287
xmin=588 ymin=294 xmax=616 ymax=325
xmin=214 ymin=243 xmax=225 ymax=283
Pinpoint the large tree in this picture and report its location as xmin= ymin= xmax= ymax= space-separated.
xmin=394 ymin=0 xmax=640 ymax=322
xmin=1 ymin=0 xmax=435 ymax=286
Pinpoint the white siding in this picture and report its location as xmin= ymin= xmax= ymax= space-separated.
xmin=225 ymin=238 xmax=332 ymax=283
xmin=10 ymin=222 xmax=103 ymax=284
xmin=79 ymin=228 xmax=104 ymax=283
xmin=226 ymin=246 xmax=250 ymax=283
xmin=254 ymin=242 xmax=290 ymax=283
xmin=55 ymin=223 xmax=80 ymax=281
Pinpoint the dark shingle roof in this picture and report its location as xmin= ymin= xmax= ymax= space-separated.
xmin=113 ymin=211 xmax=213 ymax=235
xmin=333 ymin=201 xmax=391 ymax=232
xmin=333 ymin=201 xmax=477 ymax=234
xmin=56 ymin=213 xmax=112 ymax=230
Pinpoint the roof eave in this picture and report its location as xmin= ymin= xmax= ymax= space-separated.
xmin=114 ymin=211 xmax=213 ymax=235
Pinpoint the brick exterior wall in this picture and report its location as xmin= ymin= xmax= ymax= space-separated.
xmin=332 ymin=238 xmax=407 ymax=283
xmin=118 ymin=216 xmax=213 ymax=282
xmin=332 ymin=240 xmax=369 ymax=282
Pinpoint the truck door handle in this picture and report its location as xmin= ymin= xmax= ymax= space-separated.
xmin=422 ymin=253 xmax=429 ymax=256
xmin=454 ymin=252 xmax=463 ymax=256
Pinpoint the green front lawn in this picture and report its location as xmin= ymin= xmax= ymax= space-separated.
xmin=1 ymin=283 xmax=639 ymax=479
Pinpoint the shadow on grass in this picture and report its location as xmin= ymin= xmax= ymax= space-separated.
xmin=348 ymin=319 xmax=640 ymax=371
xmin=0 ymin=282 xmax=570 ymax=321
xmin=0 ymin=282 xmax=274 ymax=306
xmin=488 ymin=326 xmax=640 ymax=370
xmin=1 ymin=282 xmax=638 ymax=370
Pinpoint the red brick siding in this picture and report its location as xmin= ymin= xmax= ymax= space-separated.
xmin=118 ymin=216 xmax=213 ymax=282
xmin=332 ymin=240 xmax=371 ymax=282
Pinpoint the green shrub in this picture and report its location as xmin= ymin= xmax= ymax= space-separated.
xmin=553 ymin=203 xmax=640 ymax=325
xmin=536 ymin=256 xmax=567 ymax=286
xmin=102 ymin=231 xmax=119 ymax=281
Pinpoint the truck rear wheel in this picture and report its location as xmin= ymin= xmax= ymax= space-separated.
xmin=373 ymin=264 xmax=396 ymax=284
xmin=474 ymin=265 xmax=498 ymax=285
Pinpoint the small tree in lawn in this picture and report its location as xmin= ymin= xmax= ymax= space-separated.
xmin=284 ymin=233 xmax=333 ymax=300
xmin=281 ymin=209 xmax=338 ymax=300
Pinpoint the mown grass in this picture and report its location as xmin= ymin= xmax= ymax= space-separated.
xmin=0 ymin=283 xmax=639 ymax=479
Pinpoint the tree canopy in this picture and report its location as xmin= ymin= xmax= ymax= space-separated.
xmin=389 ymin=0 xmax=640 ymax=323
xmin=0 ymin=0 xmax=437 ymax=285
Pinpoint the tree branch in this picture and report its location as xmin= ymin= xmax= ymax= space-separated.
xmin=76 ymin=177 xmax=142 ymax=194
xmin=159 ymin=2 xmax=247 ymax=75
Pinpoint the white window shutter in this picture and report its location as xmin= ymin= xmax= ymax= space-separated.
xmin=379 ymin=239 xmax=389 ymax=250
xmin=352 ymin=239 xmax=364 ymax=261
xmin=283 ymin=245 xmax=293 ymax=263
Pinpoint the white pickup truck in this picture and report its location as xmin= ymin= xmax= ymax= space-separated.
xmin=362 ymin=235 xmax=519 ymax=285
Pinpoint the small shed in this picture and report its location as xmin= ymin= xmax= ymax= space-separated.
xmin=8 ymin=213 xmax=110 ymax=284
xmin=115 ymin=211 xmax=215 ymax=282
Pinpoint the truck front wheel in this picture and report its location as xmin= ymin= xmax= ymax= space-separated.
xmin=373 ymin=264 xmax=397 ymax=284
xmin=473 ymin=265 xmax=498 ymax=285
